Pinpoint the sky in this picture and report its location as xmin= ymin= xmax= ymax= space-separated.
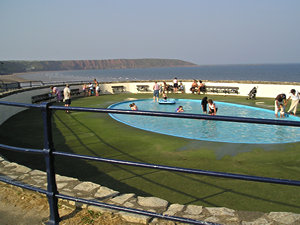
xmin=0 ymin=0 xmax=300 ymax=65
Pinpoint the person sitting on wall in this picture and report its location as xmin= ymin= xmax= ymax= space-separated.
xmin=197 ymin=80 xmax=206 ymax=94
xmin=162 ymin=82 xmax=169 ymax=93
xmin=190 ymin=80 xmax=198 ymax=94
xmin=179 ymin=81 xmax=185 ymax=93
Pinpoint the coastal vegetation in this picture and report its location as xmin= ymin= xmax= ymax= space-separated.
xmin=0 ymin=59 xmax=197 ymax=75
xmin=0 ymin=93 xmax=299 ymax=213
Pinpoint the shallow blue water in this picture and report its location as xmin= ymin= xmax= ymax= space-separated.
xmin=109 ymin=99 xmax=300 ymax=144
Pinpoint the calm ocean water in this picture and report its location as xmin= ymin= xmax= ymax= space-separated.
xmin=21 ymin=64 xmax=300 ymax=83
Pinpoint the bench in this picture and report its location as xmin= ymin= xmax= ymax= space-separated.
xmin=0 ymin=82 xmax=21 ymax=92
xmin=70 ymin=88 xmax=80 ymax=96
xmin=112 ymin=86 xmax=125 ymax=93
xmin=31 ymin=88 xmax=81 ymax=104
xmin=204 ymin=86 xmax=239 ymax=94
xmin=136 ymin=85 xmax=151 ymax=92
xmin=31 ymin=93 xmax=55 ymax=103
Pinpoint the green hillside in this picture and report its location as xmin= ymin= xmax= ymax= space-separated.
xmin=0 ymin=59 xmax=197 ymax=75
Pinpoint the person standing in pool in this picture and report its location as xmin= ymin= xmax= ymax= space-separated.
xmin=208 ymin=99 xmax=218 ymax=115
xmin=201 ymin=96 xmax=208 ymax=114
xmin=286 ymin=89 xmax=299 ymax=115
xmin=153 ymin=81 xmax=160 ymax=102
xmin=274 ymin=93 xmax=287 ymax=118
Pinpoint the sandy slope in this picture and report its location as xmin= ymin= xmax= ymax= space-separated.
xmin=0 ymin=74 xmax=31 ymax=83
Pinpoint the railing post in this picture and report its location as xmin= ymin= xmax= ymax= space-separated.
xmin=41 ymin=102 xmax=60 ymax=225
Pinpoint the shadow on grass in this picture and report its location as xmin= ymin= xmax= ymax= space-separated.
xmin=53 ymin=110 xmax=300 ymax=211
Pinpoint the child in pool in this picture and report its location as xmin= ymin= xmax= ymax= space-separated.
xmin=176 ymin=106 xmax=184 ymax=112
xmin=162 ymin=93 xmax=168 ymax=101
xmin=208 ymin=99 xmax=218 ymax=115
xmin=129 ymin=103 xmax=138 ymax=110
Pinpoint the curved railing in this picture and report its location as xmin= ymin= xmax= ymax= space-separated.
xmin=1 ymin=101 xmax=300 ymax=225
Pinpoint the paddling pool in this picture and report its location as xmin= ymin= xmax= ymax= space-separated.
xmin=108 ymin=99 xmax=300 ymax=144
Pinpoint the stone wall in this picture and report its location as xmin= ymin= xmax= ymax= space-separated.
xmin=1 ymin=155 xmax=300 ymax=225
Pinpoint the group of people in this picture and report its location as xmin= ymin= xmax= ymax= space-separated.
xmin=158 ymin=79 xmax=185 ymax=95
xmin=129 ymin=96 xmax=218 ymax=115
xmin=50 ymin=84 xmax=72 ymax=113
xmin=275 ymin=89 xmax=299 ymax=118
xmin=190 ymin=80 xmax=206 ymax=94
xmin=55 ymin=80 xmax=299 ymax=118
xmin=152 ymin=80 xmax=217 ymax=115
xmin=82 ymin=79 xmax=100 ymax=97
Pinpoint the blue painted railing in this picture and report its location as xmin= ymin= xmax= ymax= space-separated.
xmin=1 ymin=100 xmax=300 ymax=225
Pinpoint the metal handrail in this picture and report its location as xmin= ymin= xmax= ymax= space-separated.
xmin=1 ymin=100 xmax=300 ymax=225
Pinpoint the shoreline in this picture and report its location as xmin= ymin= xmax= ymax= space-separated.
xmin=0 ymin=74 xmax=32 ymax=83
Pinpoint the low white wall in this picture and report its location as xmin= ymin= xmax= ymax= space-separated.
xmin=0 ymin=84 xmax=82 ymax=125
xmin=98 ymin=81 xmax=300 ymax=98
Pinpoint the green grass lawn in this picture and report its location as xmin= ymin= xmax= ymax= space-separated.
xmin=1 ymin=93 xmax=300 ymax=213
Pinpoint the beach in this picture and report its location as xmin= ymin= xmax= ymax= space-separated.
xmin=0 ymin=74 xmax=31 ymax=83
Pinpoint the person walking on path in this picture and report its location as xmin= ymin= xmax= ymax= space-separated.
xmin=153 ymin=81 xmax=160 ymax=102
xmin=63 ymin=84 xmax=71 ymax=113
xmin=287 ymin=89 xmax=299 ymax=115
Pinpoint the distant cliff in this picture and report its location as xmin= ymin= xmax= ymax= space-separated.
xmin=0 ymin=59 xmax=197 ymax=75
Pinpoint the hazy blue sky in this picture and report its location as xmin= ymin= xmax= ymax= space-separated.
xmin=1 ymin=0 xmax=300 ymax=65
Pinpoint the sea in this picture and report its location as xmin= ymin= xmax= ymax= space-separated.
xmin=20 ymin=63 xmax=300 ymax=83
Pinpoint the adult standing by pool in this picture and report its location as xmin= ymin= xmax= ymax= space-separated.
xmin=173 ymin=77 xmax=178 ymax=93
xmin=287 ymin=89 xmax=300 ymax=115
xmin=94 ymin=79 xmax=99 ymax=96
xmin=153 ymin=81 xmax=160 ymax=102
xmin=63 ymin=84 xmax=71 ymax=113
xmin=274 ymin=93 xmax=287 ymax=118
